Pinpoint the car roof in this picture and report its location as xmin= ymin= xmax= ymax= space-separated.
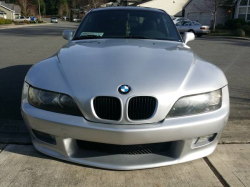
xmin=90 ymin=6 xmax=167 ymax=14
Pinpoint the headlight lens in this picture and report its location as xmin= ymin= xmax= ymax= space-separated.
xmin=167 ymin=89 xmax=222 ymax=117
xmin=28 ymin=86 xmax=82 ymax=116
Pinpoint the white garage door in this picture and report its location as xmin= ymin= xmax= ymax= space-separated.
xmin=200 ymin=13 xmax=212 ymax=25
xmin=187 ymin=12 xmax=198 ymax=21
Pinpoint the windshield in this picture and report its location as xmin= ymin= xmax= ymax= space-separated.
xmin=74 ymin=10 xmax=182 ymax=42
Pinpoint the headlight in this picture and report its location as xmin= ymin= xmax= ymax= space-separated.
xmin=28 ymin=86 xmax=82 ymax=116
xmin=167 ymin=89 xmax=222 ymax=117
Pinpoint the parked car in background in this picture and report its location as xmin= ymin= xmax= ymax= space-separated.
xmin=73 ymin=18 xmax=81 ymax=22
xmin=30 ymin=17 xmax=37 ymax=22
xmin=62 ymin=16 xmax=69 ymax=21
xmin=14 ymin=16 xmax=26 ymax=22
xmin=172 ymin=17 xmax=190 ymax=24
xmin=176 ymin=21 xmax=210 ymax=37
xmin=51 ymin=17 xmax=58 ymax=23
xmin=25 ymin=17 xmax=31 ymax=21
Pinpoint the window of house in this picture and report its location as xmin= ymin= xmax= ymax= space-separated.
xmin=248 ymin=8 xmax=250 ymax=20
xmin=240 ymin=0 xmax=248 ymax=6
xmin=238 ymin=0 xmax=250 ymax=21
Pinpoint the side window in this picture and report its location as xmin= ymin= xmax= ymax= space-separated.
xmin=176 ymin=21 xmax=182 ymax=26
xmin=183 ymin=22 xmax=191 ymax=26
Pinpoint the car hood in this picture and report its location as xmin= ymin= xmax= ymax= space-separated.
xmin=57 ymin=39 xmax=194 ymax=96
xmin=26 ymin=39 xmax=227 ymax=124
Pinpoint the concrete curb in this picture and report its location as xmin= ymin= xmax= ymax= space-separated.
xmin=0 ymin=23 xmax=53 ymax=30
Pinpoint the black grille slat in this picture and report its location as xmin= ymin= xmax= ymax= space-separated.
xmin=94 ymin=97 xmax=121 ymax=121
xmin=128 ymin=97 xmax=157 ymax=120
xmin=77 ymin=140 xmax=172 ymax=155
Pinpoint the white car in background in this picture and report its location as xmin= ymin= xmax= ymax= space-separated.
xmin=176 ymin=21 xmax=210 ymax=37
xmin=73 ymin=18 xmax=82 ymax=22
xmin=51 ymin=17 xmax=58 ymax=23
xmin=14 ymin=16 xmax=26 ymax=22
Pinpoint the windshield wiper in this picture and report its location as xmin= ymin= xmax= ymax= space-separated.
xmin=74 ymin=35 xmax=102 ymax=40
xmin=123 ymin=35 xmax=152 ymax=39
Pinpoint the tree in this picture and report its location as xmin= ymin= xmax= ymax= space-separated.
xmin=17 ymin=0 xmax=30 ymax=16
xmin=192 ymin=0 xmax=227 ymax=32
xmin=88 ymin=0 xmax=107 ymax=8
xmin=44 ymin=0 xmax=61 ymax=15
xmin=58 ymin=0 xmax=70 ymax=16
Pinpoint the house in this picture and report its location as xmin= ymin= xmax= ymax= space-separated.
xmin=183 ymin=0 xmax=249 ymax=26
xmin=235 ymin=0 xmax=250 ymax=21
xmin=0 ymin=1 xmax=21 ymax=20
xmin=137 ymin=0 xmax=189 ymax=16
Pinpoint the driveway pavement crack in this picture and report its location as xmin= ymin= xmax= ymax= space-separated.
xmin=203 ymin=157 xmax=230 ymax=187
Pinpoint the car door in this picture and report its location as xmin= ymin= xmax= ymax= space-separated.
xmin=175 ymin=21 xmax=183 ymax=33
xmin=181 ymin=21 xmax=192 ymax=32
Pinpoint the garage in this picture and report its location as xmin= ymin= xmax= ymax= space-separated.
xmin=200 ymin=12 xmax=212 ymax=25
xmin=187 ymin=12 xmax=198 ymax=21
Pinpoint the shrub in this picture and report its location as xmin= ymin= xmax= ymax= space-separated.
xmin=38 ymin=20 xmax=43 ymax=23
xmin=233 ymin=18 xmax=246 ymax=29
xmin=0 ymin=18 xmax=5 ymax=24
xmin=242 ymin=25 xmax=250 ymax=33
xmin=225 ymin=19 xmax=247 ymax=29
xmin=216 ymin=24 xmax=225 ymax=29
xmin=247 ymin=21 xmax=250 ymax=26
xmin=234 ymin=29 xmax=245 ymax=37
xmin=0 ymin=18 xmax=12 ymax=24
xmin=4 ymin=19 xmax=12 ymax=24
xmin=14 ymin=21 xmax=26 ymax=25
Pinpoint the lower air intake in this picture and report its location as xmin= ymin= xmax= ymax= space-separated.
xmin=76 ymin=140 xmax=172 ymax=155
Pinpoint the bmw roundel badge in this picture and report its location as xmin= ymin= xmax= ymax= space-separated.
xmin=118 ymin=85 xmax=131 ymax=94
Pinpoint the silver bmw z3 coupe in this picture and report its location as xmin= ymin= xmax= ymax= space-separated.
xmin=21 ymin=7 xmax=229 ymax=170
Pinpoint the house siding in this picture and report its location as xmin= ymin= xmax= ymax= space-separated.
xmin=139 ymin=0 xmax=189 ymax=16
xmin=0 ymin=6 xmax=14 ymax=19
xmin=184 ymin=0 xmax=232 ymax=25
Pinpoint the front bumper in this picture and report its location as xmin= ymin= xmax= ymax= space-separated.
xmin=21 ymin=86 xmax=229 ymax=170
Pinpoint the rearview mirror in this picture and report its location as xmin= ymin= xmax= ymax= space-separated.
xmin=62 ymin=30 xmax=74 ymax=41
xmin=182 ymin=32 xmax=195 ymax=44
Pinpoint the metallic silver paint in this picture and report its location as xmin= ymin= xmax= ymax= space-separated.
xmin=22 ymin=24 xmax=229 ymax=169
xmin=62 ymin=30 xmax=74 ymax=41
xmin=25 ymin=39 xmax=227 ymax=125
xmin=183 ymin=32 xmax=195 ymax=44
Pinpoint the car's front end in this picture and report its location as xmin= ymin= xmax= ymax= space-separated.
xmin=22 ymin=7 xmax=229 ymax=170
xmin=22 ymin=84 xmax=229 ymax=170
xmin=51 ymin=18 xmax=58 ymax=23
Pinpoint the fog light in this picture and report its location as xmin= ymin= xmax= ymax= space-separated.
xmin=193 ymin=133 xmax=217 ymax=147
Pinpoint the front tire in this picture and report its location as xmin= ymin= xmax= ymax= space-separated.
xmin=188 ymin=30 xmax=195 ymax=35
